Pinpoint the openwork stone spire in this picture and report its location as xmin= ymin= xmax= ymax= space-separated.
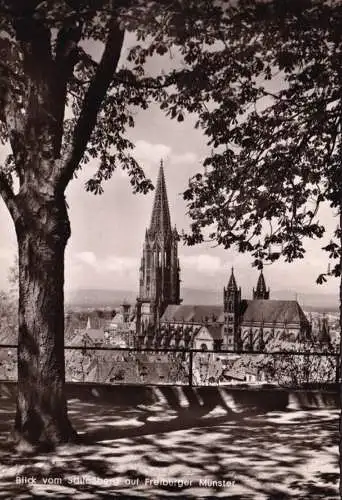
xmin=149 ymin=160 xmax=171 ymax=238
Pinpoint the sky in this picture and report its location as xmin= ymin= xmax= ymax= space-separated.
xmin=0 ymin=32 xmax=339 ymax=299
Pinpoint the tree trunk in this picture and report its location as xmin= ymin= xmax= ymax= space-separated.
xmin=340 ymin=209 xmax=342 ymax=497
xmin=12 ymin=192 xmax=76 ymax=449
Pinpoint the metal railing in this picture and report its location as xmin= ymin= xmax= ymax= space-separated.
xmin=0 ymin=344 xmax=339 ymax=388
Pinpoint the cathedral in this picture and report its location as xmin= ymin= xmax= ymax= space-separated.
xmin=136 ymin=162 xmax=181 ymax=341
xmin=136 ymin=162 xmax=311 ymax=350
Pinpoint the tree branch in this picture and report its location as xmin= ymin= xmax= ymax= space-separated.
xmin=58 ymin=16 xmax=125 ymax=190
xmin=1 ymin=86 xmax=26 ymax=187
xmin=52 ymin=20 xmax=83 ymax=157
xmin=0 ymin=171 xmax=19 ymax=221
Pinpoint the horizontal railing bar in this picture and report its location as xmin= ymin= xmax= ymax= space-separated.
xmin=0 ymin=380 xmax=337 ymax=387
xmin=0 ymin=344 xmax=339 ymax=356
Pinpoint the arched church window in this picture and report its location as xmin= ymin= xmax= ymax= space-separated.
xmin=228 ymin=301 xmax=233 ymax=312
xmin=200 ymin=343 xmax=208 ymax=351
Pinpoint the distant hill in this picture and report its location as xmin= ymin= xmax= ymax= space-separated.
xmin=65 ymin=289 xmax=137 ymax=308
xmin=184 ymin=288 xmax=339 ymax=310
xmin=65 ymin=287 xmax=221 ymax=308
xmin=272 ymin=290 xmax=338 ymax=311
xmin=181 ymin=287 xmax=222 ymax=305
xmin=65 ymin=287 xmax=339 ymax=312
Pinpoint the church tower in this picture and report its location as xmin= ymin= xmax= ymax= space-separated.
xmin=136 ymin=161 xmax=181 ymax=339
xmin=253 ymin=270 xmax=270 ymax=299
xmin=223 ymin=268 xmax=241 ymax=350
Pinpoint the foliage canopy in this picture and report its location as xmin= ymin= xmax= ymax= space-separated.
xmin=180 ymin=0 xmax=342 ymax=282
xmin=0 ymin=0 xmax=232 ymax=207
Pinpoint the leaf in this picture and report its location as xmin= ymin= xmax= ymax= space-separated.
xmin=316 ymin=274 xmax=327 ymax=285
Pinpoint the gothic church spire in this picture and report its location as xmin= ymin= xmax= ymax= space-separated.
xmin=137 ymin=160 xmax=181 ymax=340
xmin=149 ymin=160 xmax=171 ymax=238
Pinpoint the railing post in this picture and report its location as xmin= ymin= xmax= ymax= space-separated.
xmin=188 ymin=350 xmax=193 ymax=387
xmin=335 ymin=354 xmax=340 ymax=383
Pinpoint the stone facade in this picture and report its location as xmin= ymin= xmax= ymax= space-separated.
xmin=136 ymin=162 xmax=181 ymax=344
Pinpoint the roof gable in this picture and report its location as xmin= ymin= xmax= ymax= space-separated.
xmin=197 ymin=325 xmax=223 ymax=340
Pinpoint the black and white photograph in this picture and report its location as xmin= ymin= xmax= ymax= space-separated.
xmin=0 ymin=0 xmax=340 ymax=498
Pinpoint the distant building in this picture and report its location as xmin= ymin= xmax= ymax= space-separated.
xmin=135 ymin=160 xmax=312 ymax=351
xmin=159 ymin=268 xmax=311 ymax=350
xmin=221 ymin=366 xmax=267 ymax=385
xmin=68 ymin=317 xmax=104 ymax=347
xmin=104 ymin=301 xmax=135 ymax=347
xmin=306 ymin=311 xmax=335 ymax=347
xmin=312 ymin=313 xmax=332 ymax=346
xmin=193 ymin=325 xmax=223 ymax=351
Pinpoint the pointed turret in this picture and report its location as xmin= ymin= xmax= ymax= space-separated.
xmin=256 ymin=271 xmax=266 ymax=293
xmin=318 ymin=314 xmax=331 ymax=345
xmin=149 ymin=160 xmax=171 ymax=239
xmin=227 ymin=267 xmax=238 ymax=290
xmin=253 ymin=270 xmax=270 ymax=299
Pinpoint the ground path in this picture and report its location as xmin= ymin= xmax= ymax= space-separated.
xmin=0 ymin=392 xmax=338 ymax=499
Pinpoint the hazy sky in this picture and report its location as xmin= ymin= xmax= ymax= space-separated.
xmin=0 ymin=32 xmax=339 ymax=298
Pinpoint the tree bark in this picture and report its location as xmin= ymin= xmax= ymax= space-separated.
xmin=0 ymin=8 xmax=125 ymax=452
xmin=339 ymin=208 xmax=342 ymax=497
xmin=12 ymin=191 xmax=76 ymax=449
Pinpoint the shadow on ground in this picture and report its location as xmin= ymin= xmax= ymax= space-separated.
xmin=0 ymin=386 xmax=339 ymax=499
